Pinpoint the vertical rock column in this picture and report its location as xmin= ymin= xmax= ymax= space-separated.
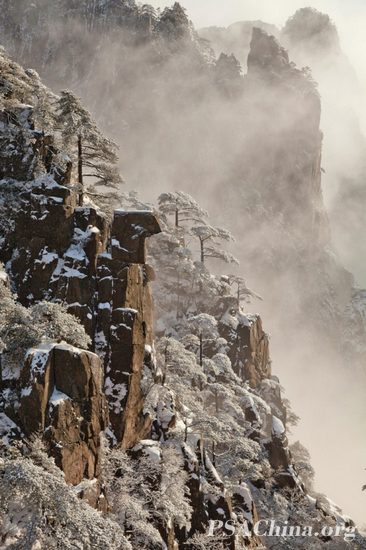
xmin=247 ymin=27 xmax=330 ymax=248
xmin=96 ymin=211 xmax=162 ymax=448
xmin=18 ymin=343 xmax=109 ymax=488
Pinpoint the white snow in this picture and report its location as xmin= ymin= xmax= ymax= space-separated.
xmin=34 ymin=248 xmax=59 ymax=267
xmin=233 ymin=483 xmax=254 ymax=523
xmin=133 ymin=440 xmax=161 ymax=461
xmin=105 ymin=379 xmax=127 ymax=413
xmin=156 ymin=398 xmax=174 ymax=430
xmin=104 ymin=426 xmax=117 ymax=445
xmin=21 ymin=386 xmax=32 ymax=397
xmin=65 ymin=302 xmax=83 ymax=308
xmin=111 ymin=238 xmax=129 ymax=252
xmin=118 ymin=308 xmax=138 ymax=314
xmin=95 ymin=331 xmax=107 ymax=344
xmin=272 ymin=416 xmax=285 ymax=438
xmin=98 ymin=251 xmax=112 ymax=260
xmin=98 ymin=302 xmax=111 ymax=309
xmin=27 ymin=342 xmax=56 ymax=378
xmin=50 ymin=258 xmax=64 ymax=282
xmin=49 ymin=388 xmax=71 ymax=407
xmin=0 ymin=413 xmax=18 ymax=446
xmin=61 ymin=267 xmax=87 ymax=279
xmin=54 ymin=343 xmax=100 ymax=362
xmin=73 ymin=478 xmax=98 ymax=494
xmin=64 ymin=248 xmax=86 ymax=261
xmin=1 ymin=359 xmax=21 ymax=381
xmin=33 ymin=173 xmax=64 ymax=190
xmin=204 ymin=453 xmax=223 ymax=485
xmin=0 ymin=413 xmax=18 ymax=432
xmin=0 ymin=270 xmax=9 ymax=283
xmin=115 ymin=209 xmax=153 ymax=215
xmin=94 ymin=331 xmax=107 ymax=361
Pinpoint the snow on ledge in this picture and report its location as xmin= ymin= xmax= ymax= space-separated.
xmin=49 ymin=388 xmax=71 ymax=407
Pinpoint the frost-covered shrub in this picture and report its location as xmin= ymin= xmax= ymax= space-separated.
xmin=30 ymin=301 xmax=91 ymax=349
xmin=103 ymin=442 xmax=192 ymax=548
xmin=0 ymin=276 xmax=91 ymax=371
xmin=0 ymin=455 xmax=130 ymax=550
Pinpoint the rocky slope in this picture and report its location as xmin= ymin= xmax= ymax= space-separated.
xmin=196 ymin=12 xmax=366 ymax=522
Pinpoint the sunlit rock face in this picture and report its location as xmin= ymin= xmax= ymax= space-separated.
xmin=0 ymin=2 xmax=355 ymax=342
xmin=0 ymin=40 xmax=362 ymax=548
xmin=96 ymin=210 xmax=161 ymax=447
xmin=18 ymin=343 xmax=108 ymax=486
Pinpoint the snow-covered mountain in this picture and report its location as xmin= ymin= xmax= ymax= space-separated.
xmin=0 ymin=2 xmax=365 ymax=548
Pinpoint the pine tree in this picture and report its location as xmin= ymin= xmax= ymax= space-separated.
xmin=158 ymin=191 xmax=208 ymax=229
xmin=0 ymin=274 xmax=90 ymax=375
xmin=227 ymin=274 xmax=262 ymax=306
xmin=56 ymin=90 xmax=123 ymax=206
xmin=158 ymin=2 xmax=189 ymax=43
xmin=190 ymin=224 xmax=239 ymax=265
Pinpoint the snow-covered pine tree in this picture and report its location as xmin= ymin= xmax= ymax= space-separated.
xmin=158 ymin=191 xmax=208 ymax=229
xmin=190 ymin=224 xmax=239 ymax=265
xmin=0 ymin=449 xmax=130 ymax=549
xmin=289 ymin=440 xmax=315 ymax=489
xmin=226 ymin=274 xmax=263 ymax=306
xmin=103 ymin=440 xmax=192 ymax=547
xmin=0 ymin=274 xmax=90 ymax=373
xmin=56 ymin=90 xmax=123 ymax=206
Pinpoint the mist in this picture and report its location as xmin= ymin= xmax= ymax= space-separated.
xmin=196 ymin=7 xmax=366 ymax=526
xmin=1 ymin=0 xmax=365 ymax=530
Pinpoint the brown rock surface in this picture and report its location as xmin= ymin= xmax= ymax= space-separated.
xmin=18 ymin=343 xmax=108 ymax=485
xmin=220 ymin=313 xmax=271 ymax=388
xmin=96 ymin=211 xmax=161 ymax=448
xmin=111 ymin=210 xmax=162 ymax=264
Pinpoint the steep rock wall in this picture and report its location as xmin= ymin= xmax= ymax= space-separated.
xmin=96 ymin=210 xmax=162 ymax=447
xmin=18 ymin=343 xmax=108 ymax=486
xmin=246 ymin=27 xmax=328 ymax=249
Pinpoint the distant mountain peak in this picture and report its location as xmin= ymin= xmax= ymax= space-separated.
xmin=283 ymin=7 xmax=341 ymax=56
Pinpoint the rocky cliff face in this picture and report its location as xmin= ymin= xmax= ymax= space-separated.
xmin=281 ymin=8 xmax=366 ymax=291
xmin=19 ymin=343 xmax=108 ymax=489
xmin=96 ymin=210 xmax=161 ymax=448
xmin=199 ymin=11 xmax=364 ymax=292
xmin=245 ymin=26 xmax=327 ymax=245
xmin=221 ymin=28 xmax=354 ymax=346
xmin=198 ymin=20 xmax=279 ymax=65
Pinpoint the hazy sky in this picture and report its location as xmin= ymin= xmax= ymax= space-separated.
xmin=148 ymin=0 xmax=365 ymax=28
